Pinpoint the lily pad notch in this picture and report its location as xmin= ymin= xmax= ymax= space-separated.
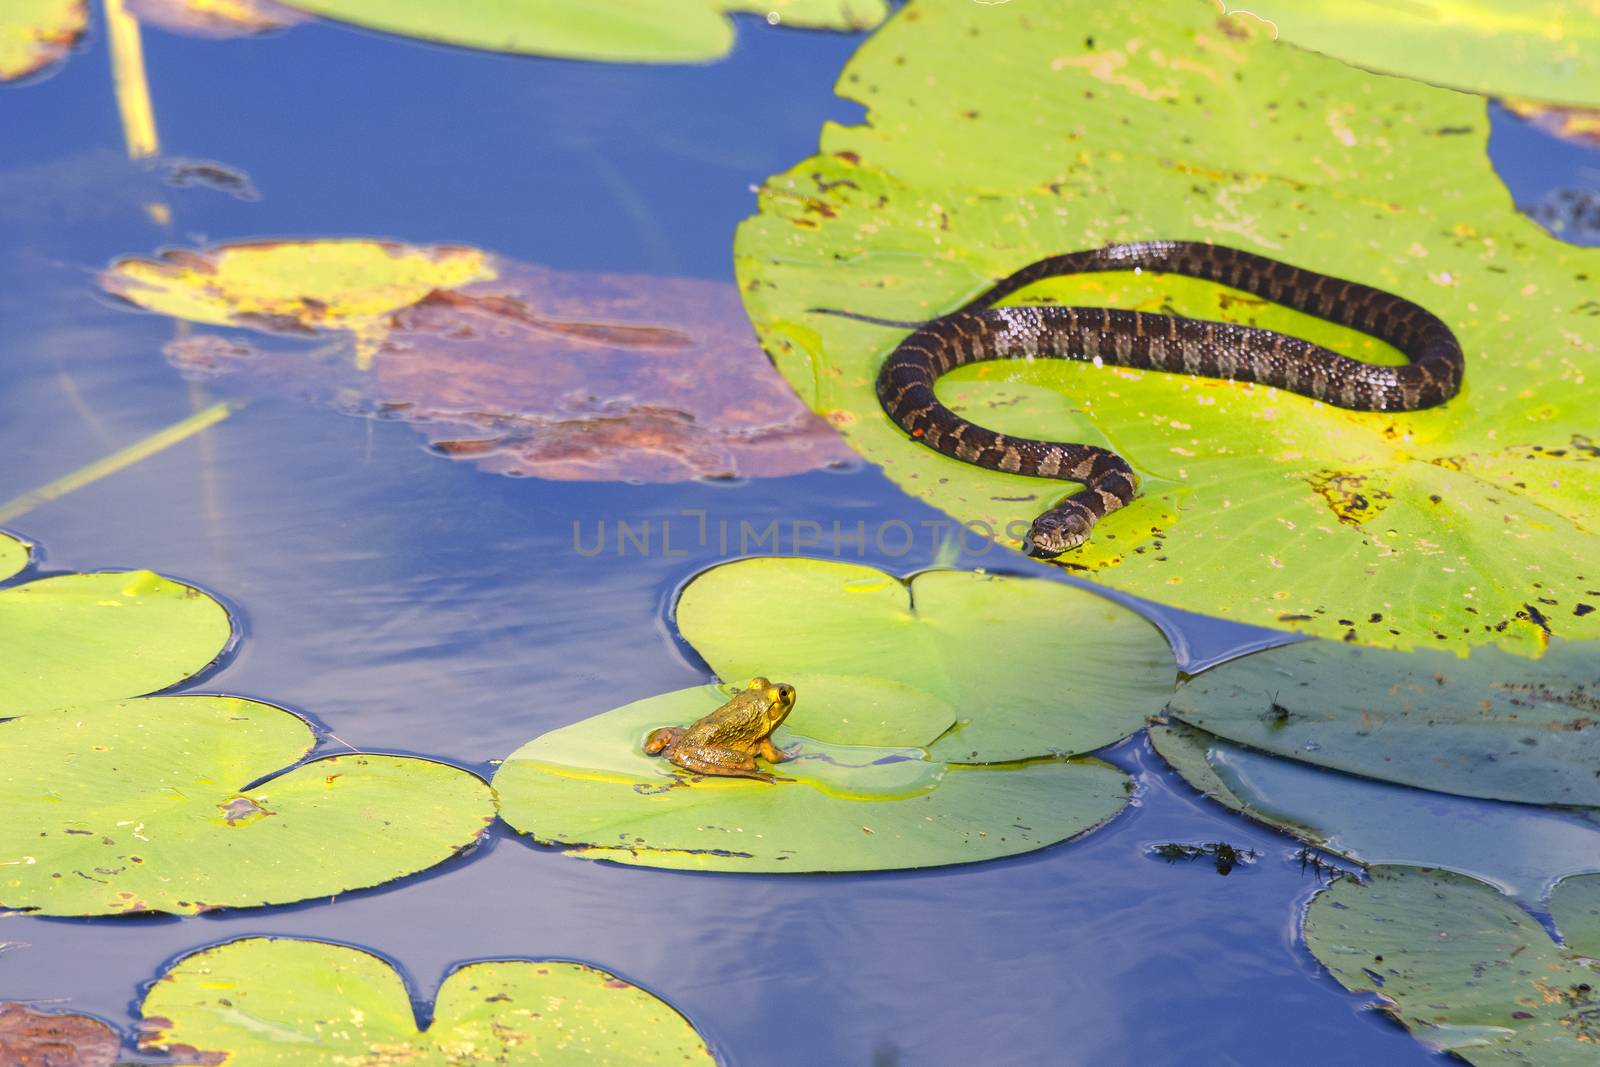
xmin=138 ymin=936 xmax=715 ymax=1064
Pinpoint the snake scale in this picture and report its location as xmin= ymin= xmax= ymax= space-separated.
xmin=833 ymin=241 xmax=1465 ymax=557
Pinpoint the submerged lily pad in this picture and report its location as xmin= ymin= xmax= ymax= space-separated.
xmin=495 ymin=685 xmax=1131 ymax=873
xmin=733 ymin=0 xmax=1600 ymax=653
xmin=0 ymin=695 xmax=493 ymax=915
xmin=139 ymin=937 xmax=712 ymax=1064
xmin=0 ymin=533 xmax=27 ymax=582
xmin=1151 ymin=721 xmax=1600 ymax=901
xmin=1249 ymin=0 xmax=1600 ymax=107
xmin=1305 ymin=866 xmax=1600 ymax=1063
xmin=1169 ymin=636 xmax=1600 ymax=807
xmin=1550 ymin=874 xmax=1600 ymax=958
xmin=0 ymin=0 xmax=84 ymax=82
xmin=0 ymin=1002 xmax=118 ymax=1067
xmin=1525 ymin=188 xmax=1600 ymax=246
xmin=0 ymin=569 xmax=232 ymax=716
xmin=677 ymin=558 xmax=1174 ymax=762
xmin=1506 ymin=100 xmax=1600 ymax=148
xmin=277 ymin=0 xmax=885 ymax=64
xmin=127 ymin=0 xmax=307 ymax=38
xmin=109 ymin=241 xmax=852 ymax=481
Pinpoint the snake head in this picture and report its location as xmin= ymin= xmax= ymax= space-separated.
xmin=1023 ymin=509 xmax=1094 ymax=557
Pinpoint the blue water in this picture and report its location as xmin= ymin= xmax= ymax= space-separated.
xmin=1 ymin=13 xmax=1592 ymax=1065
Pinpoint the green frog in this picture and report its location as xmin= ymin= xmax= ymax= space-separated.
xmin=643 ymin=677 xmax=797 ymax=782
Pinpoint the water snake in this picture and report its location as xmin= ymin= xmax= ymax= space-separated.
xmin=825 ymin=241 xmax=1465 ymax=557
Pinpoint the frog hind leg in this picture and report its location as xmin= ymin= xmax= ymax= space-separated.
xmin=673 ymin=745 xmax=781 ymax=783
xmin=642 ymin=726 xmax=684 ymax=755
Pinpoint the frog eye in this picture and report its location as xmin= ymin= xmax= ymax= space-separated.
xmin=747 ymin=676 xmax=771 ymax=690
xmin=774 ymin=684 xmax=795 ymax=704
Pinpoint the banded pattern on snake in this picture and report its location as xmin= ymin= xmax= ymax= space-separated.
xmin=838 ymin=241 xmax=1465 ymax=557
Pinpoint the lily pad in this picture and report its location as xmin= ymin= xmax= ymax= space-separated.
xmin=0 ymin=569 xmax=232 ymax=716
xmin=1304 ymin=865 xmax=1600 ymax=1063
xmin=733 ymin=0 xmax=1600 ymax=653
xmin=1151 ymin=721 xmax=1600 ymax=901
xmin=494 ymin=685 xmax=1131 ymax=873
xmin=0 ymin=533 xmax=27 ymax=582
xmin=677 ymin=558 xmax=1175 ymax=761
xmin=0 ymin=1002 xmax=118 ymax=1067
xmin=1169 ymin=636 xmax=1600 ymax=807
xmin=1550 ymin=874 xmax=1600 ymax=958
xmin=139 ymin=937 xmax=712 ymax=1064
xmin=0 ymin=0 xmax=84 ymax=82
xmin=109 ymin=242 xmax=853 ymax=481
xmin=0 ymin=695 xmax=494 ymax=915
xmin=1248 ymin=0 xmax=1600 ymax=107
xmin=277 ymin=0 xmax=886 ymax=64
xmin=102 ymin=239 xmax=496 ymax=369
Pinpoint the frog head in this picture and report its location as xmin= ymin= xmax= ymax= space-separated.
xmin=747 ymin=677 xmax=796 ymax=731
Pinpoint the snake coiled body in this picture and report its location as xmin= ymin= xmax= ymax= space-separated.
xmin=869 ymin=241 xmax=1465 ymax=556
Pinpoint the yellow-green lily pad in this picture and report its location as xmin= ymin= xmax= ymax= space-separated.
xmin=677 ymin=558 xmax=1174 ymax=762
xmin=0 ymin=533 xmax=27 ymax=582
xmin=1305 ymin=865 xmax=1600 ymax=1063
xmin=1169 ymin=636 xmax=1600 ymax=806
xmin=0 ymin=569 xmax=231 ymax=716
xmin=278 ymin=0 xmax=886 ymax=65
xmin=138 ymin=937 xmax=713 ymax=1064
xmin=0 ymin=0 xmax=85 ymax=82
xmin=0 ymin=695 xmax=494 ymax=915
xmin=1249 ymin=0 xmax=1600 ymax=107
xmin=733 ymin=0 xmax=1600 ymax=654
xmin=102 ymin=239 xmax=497 ymax=368
xmin=494 ymin=685 xmax=1131 ymax=873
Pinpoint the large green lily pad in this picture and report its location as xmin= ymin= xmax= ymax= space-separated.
xmin=1151 ymin=721 xmax=1600 ymax=901
xmin=0 ymin=696 xmax=494 ymax=915
xmin=494 ymin=685 xmax=1131 ymax=873
xmin=677 ymin=558 xmax=1174 ymax=762
xmin=733 ymin=0 xmax=1600 ymax=654
xmin=0 ymin=569 xmax=232 ymax=716
xmin=0 ymin=0 xmax=84 ymax=82
xmin=1550 ymin=874 xmax=1600 ymax=958
xmin=1248 ymin=0 xmax=1600 ymax=107
xmin=0 ymin=533 xmax=27 ymax=582
xmin=278 ymin=0 xmax=886 ymax=64
xmin=1305 ymin=865 xmax=1600 ymax=1063
xmin=139 ymin=937 xmax=712 ymax=1064
xmin=1169 ymin=636 xmax=1600 ymax=807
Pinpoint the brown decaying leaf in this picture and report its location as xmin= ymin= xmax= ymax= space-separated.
xmin=125 ymin=0 xmax=306 ymax=38
xmin=0 ymin=1003 xmax=120 ymax=1067
xmin=164 ymin=258 xmax=854 ymax=483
